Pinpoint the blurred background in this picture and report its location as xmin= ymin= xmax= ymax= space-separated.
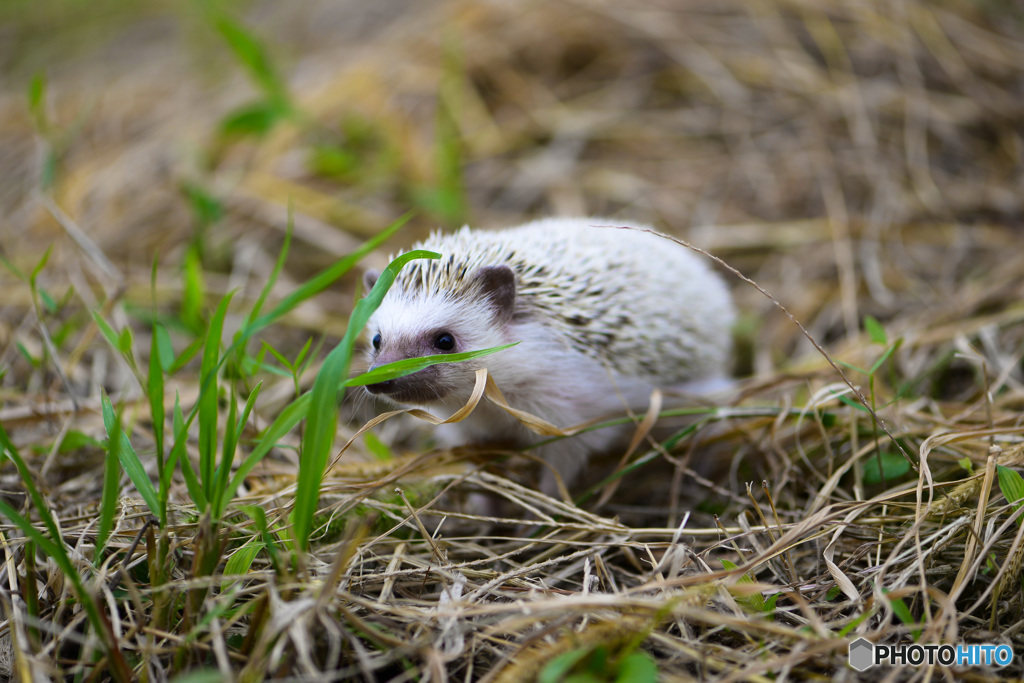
xmin=2 ymin=0 xmax=1023 ymax=411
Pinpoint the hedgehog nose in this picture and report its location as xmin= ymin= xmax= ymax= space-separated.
xmin=364 ymin=379 xmax=396 ymax=395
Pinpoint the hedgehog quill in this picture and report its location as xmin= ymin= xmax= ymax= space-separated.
xmin=362 ymin=217 xmax=734 ymax=494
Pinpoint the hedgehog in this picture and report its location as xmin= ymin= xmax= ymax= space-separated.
xmin=362 ymin=217 xmax=734 ymax=495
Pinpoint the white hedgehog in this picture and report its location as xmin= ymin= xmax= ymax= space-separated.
xmin=362 ymin=217 xmax=734 ymax=494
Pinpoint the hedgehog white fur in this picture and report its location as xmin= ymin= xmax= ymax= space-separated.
xmin=362 ymin=217 xmax=734 ymax=494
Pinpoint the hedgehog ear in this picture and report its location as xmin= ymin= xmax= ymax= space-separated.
xmin=474 ymin=265 xmax=516 ymax=323
xmin=363 ymin=269 xmax=381 ymax=294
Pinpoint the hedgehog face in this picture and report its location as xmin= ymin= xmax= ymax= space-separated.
xmin=362 ymin=264 xmax=516 ymax=406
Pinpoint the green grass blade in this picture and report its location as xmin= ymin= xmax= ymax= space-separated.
xmin=198 ymin=291 xmax=235 ymax=499
xmin=241 ymin=207 xmax=292 ymax=334
xmin=0 ymin=498 xmax=67 ymax=576
xmin=868 ymin=338 xmax=903 ymax=376
xmin=240 ymin=212 xmax=413 ymax=342
xmin=27 ymin=72 xmax=47 ymax=131
xmin=181 ymin=245 xmax=206 ymax=333
xmin=96 ymin=408 xmax=122 ymax=558
xmin=291 ymin=248 xmax=439 ymax=553
xmin=883 ymin=589 xmax=921 ymax=641
xmin=100 ymin=392 xmax=160 ymax=517
xmin=224 ymin=537 xmax=263 ymax=577
xmin=346 ymin=342 xmax=519 ymax=386
xmin=218 ymin=382 xmax=240 ymax=499
xmin=214 ymin=15 xmax=289 ymax=109
xmin=168 ymin=335 xmax=205 ymax=375
xmin=154 ymin=322 xmax=175 ymax=371
xmin=169 ymin=392 xmax=206 ymax=509
xmin=0 ymin=424 xmax=65 ymax=549
xmin=864 ymin=315 xmax=888 ymax=345
xmin=221 ymin=392 xmax=310 ymax=518
xmin=997 ymin=465 xmax=1024 ymax=526
xmin=0 ymin=424 xmax=132 ymax=678
xmin=615 ymin=652 xmax=658 ymax=683
xmin=213 ymin=213 xmax=412 ymax=514
xmin=149 ymin=323 xmax=166 ymax=483
xmin=213 ymin=382 xmax=262 ymax=515
xmin=92 ymin=311 xmax=123 ymax=354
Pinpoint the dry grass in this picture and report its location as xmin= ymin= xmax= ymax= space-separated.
xmin=2 ymin=0 xmax=1024 ymax=680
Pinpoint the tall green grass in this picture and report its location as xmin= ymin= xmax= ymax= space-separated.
xmin=0 ymin=204 xmax=528 ymax=676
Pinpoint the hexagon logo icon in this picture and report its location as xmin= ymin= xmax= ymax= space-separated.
xmin=848 ymin=638 xmax=875 ymax=671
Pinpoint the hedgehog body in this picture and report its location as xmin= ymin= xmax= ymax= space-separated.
xmin=363 ymin=218 xmax=734 ymax=492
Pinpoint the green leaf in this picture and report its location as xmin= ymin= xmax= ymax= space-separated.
xmin=721 ymin=559 xmax=767 ymax=612
xmin=997 ymin=465 xmax=1024 ymax=526
xmin=27 ymin=72 xmax=47 ymax=129
xmin=346 ymin=342 xmax=519 ymax=386
xmin=862 ymin=451 xmax=912 ymax=486
xmin=291 ymin=249 xmax=440 ymax=553
xmin=97 ymin=406 xmax=123 ymax=557
xmin=224 ymin=537 xmax=263 ymax=577
xmin=169 ymin=392 xmax=205 ymax=509
xmin=212 ymin=382 xmax=262 ymax=514
xmin=837 ymin=609 xmax=871 ymax=637
xmin=30 ymin=245 xmax=52 ymax=286
xmin=836 ymin=394 xmax=869 ymax=413
xmin=834 ymin=358 xmax=869 ymax=376
xmin=198 ymin=292 xmax=235 ymax=499
xmin=864 ymin=315 xmax=888 ymax=345
xmin=615 ymin=652 xmax=657 ymax=683
xmin=182 ymin=183 xmax=223 ymax=227
xmin=218 ymin=213 xmax=413 ymax=513
xmin=38 ymin=288 xmax=57 ymax=315
xmin=0 ymin=427 xmax=127 ymax=674
xmin=242 ymin=209 xmax=291 ymax=337
xmin=57 ymin=430 xmax=102 ymax=452
xmin=214 ymin=15 xmax=289 ymax=108
xmin=101 ymin=392 xmax=160 ymax=517
xmin=0 ymin=253 xmax=27 ymax=281
xmin=16 ymin=342 xmax=40 ymax=368
xmin=168 ymin=669 xmax=227 ymax=683
xmin=220 ymin=101 xmax=287 ymax=138
xmin=884 ymin=592 xmax=920 ymax=641
xmin=41 ymin=150 xmax=56 ymax=191
xmin=235 ymin=504 xmax=281 ymax=575
xmin=539 ymin=649 xmax=591 ymax=683
xmin=118 ymin=326 xmax=133 ymax=355
xmin=430 ymin=37 xmax=467 ymax=224
xmin=148 ymin=317 xmax=167 ymax=517
xmin=262 ymin=342 xmax=294 ymax=371
xmin=181 ymin=245 xmax=206 ymax=333
xmin=168 ymin=335 xmax=205 ymax=375
xmin=868 ymin=337 xmax=903 ymax=376
xmin=363 ymin=431 xmax=392 ymax=462
xmin=222 ymin=393 xmax=309 ymax=517
xmin=154 ymin=323 xmax=175 ymax=371
xmin=241 ymin=212 xmax=413 ymax=340
xmin=959 ymin=457 xmax=974 ymax=475
xmin=0 ymin=423 xmax=66 ymax=552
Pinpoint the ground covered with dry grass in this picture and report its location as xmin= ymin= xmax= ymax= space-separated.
xmin=2 ymin=0 xmax=1024 ymax=680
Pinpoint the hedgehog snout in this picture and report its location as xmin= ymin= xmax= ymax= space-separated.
xmin=364 ymin=363 xmax=448 ymax=405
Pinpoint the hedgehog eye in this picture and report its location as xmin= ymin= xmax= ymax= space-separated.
xmin=372 ymin=333 xmax=382 ymax=351
xmin=434 ymin=332 xmax=456 ymax=352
